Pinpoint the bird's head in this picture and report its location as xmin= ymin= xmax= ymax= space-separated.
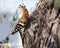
xmin=19 ymin=5 xmax=29 ymax=16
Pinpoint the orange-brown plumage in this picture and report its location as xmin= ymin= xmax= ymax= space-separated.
xmin=18 ymin=5 xmax=29 ymax=26
xmin=19 ymin=5 xmax=29 ymax=16
xmin=11 ymin=5 xmax=29 ymax=35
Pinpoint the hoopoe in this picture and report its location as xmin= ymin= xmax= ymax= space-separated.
xmin=11 ymin=5 xmax=29 ymax=37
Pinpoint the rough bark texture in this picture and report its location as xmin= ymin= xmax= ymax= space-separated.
xmin=23 ymin=0 xmax=60 ymax=48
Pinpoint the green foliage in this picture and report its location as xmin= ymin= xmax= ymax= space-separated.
xmin=0 ymin=14 xmax=7 ymax=23
xmin=55 ymin=0 xmax=60 ymax=6
xmin=10 ymin=9 xmax=19 ymax=28
xmin=0 ymin=17 xmax=3 ymax=23
xmin=4 ymin=37 xmax=9 ymax=43
xmin=13 ymin=15 xmax=18 ymax=21
xmin=10 ymin=14 xmax=18 ymax=28
xmin=3 ymin=14 xmax=7 ymax=18
xmin=13 ymin=16 xmax=17 ymax=21
xmin=0 ymin=41 xmax=2 ymax=48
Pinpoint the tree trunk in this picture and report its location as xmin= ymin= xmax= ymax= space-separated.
xmin=23 ymin=0 xmax=60 ymax=48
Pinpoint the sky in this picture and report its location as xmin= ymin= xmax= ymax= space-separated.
xmin=0 ymin=0 xmax=38 ymax=48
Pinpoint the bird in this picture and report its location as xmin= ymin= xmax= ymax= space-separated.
xmin=11 ymin=5 xmax=29 ymax=36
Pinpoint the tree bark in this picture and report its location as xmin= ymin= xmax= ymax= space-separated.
xmin=23 ymin=0 xmax=60 ymax=48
